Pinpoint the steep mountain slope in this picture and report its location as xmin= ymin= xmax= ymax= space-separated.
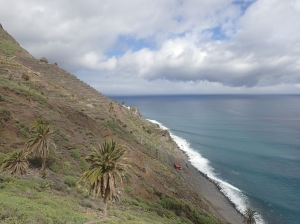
xmin=0 ymin=24 xmax=231 ymax=224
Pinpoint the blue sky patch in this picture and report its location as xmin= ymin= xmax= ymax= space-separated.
xmin=233 ymin=0 xmax=256 ymax=14
xmin=209 ymin=26 xmax=228 ymax=40
xmin=105 ymin=35 xmax=156 ymax=57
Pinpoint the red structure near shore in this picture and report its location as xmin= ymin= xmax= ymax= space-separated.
xmin=174 ymin=162 xmax=182 ymax=170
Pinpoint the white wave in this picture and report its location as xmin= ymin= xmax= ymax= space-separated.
xmin=147 ymin=118 xmax=266 ymax=224
xmin=147 ymin=119 xmax=168 ymax=130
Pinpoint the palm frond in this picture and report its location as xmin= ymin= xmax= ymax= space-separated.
xmin=243 ymin=207 xmax=258 ymax=224
xmin=1 ymin=149 xmax=29 ymax=176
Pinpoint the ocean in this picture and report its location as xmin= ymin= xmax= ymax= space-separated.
xmin=111 ymin=95 xmax=300 ymax=224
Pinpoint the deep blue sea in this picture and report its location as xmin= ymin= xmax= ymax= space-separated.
xmin=111 ymin=95 xmax=300 ymax=224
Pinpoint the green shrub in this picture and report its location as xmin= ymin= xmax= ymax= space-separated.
xmin=86 ymin=131 xmax=95 ymax=137
xmin=30 ymin=91 xmax=47 ymax=104
xmin=52 ymin=182 xmax=64 ymax=191
xmin=19 ymin=121 xmax=29 ymax=137
xmin=79 ymin=158 xmax=89 ymax=172
xmin=0 ymin=173 xmax=14 ymax=183
xmin=55 ymin=129 xmax=70 ymax=142
xmin=122 ymin=173 xmax=131 ymax=184
xmin=147 ymin=188 xmax=154 ymax=195
xmin=49 ymin=162 xmax=59 ymax=173
xmin=70 ymin=148 xmax=80 ymax=159
xmin=75 ymin=185 xmax=89 ymax=197
xmin=61 ymin=161 xmax=75 ymax=175
xmin=124 ymin=185 xmax=132 ymax=194
xmin=0 ymin=152 xmax=6 ymax=163
xmin=35 ymin=178 xmax=51 ymax=191
xmin=0 ymin=107 xmax=11 ymax=121
xmin=64 ymin=176 xmax=77 ymax=187
xmin=0 ymin=94 xmax=4 ymax=102
xmin=159 ymin=197 xmax=185 ymax=211
xmin=79 ymin=199 xmax=97 ymax=209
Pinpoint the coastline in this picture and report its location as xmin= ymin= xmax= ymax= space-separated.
xmin=148 ymin=119 xmax=245 ymax=224
xmin=175 ymin=146 xmax=244 ymax=223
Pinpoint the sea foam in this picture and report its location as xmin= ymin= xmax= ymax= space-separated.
xmin=147 ymin=119 xmax=266 ymax=224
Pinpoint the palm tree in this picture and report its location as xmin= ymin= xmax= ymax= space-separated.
xmin=1 ymin=149 xmax=29 ymax=176
xmin=78 ymin=140 xmax=126 ymax=216
xmin=243 ymin=207 xmax=258 ymax=224
xmin=26 ymin=120 xmax=56 ymax=172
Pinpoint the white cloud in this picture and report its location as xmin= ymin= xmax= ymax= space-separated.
xmin=0 ymin=0 xmax=299 ymax=94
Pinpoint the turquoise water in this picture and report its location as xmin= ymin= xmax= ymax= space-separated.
xmin=111 ymin=95 xmax=300 ymax=224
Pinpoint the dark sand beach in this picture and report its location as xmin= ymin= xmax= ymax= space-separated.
xmin=173 ymin=146 xmax=244 ymax=224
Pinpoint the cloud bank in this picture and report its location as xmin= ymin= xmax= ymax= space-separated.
xmin=0 ymin=0 xmax=300 ymax=95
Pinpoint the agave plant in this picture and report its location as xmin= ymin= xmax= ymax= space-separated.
xmin=1 ymin=149 xmax=29 ymax=176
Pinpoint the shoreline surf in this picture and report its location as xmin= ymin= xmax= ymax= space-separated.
xmin=148 ymin=119 xmax=266 ymax=224
xmin=111 ymin=94 xmax=300 ymax=224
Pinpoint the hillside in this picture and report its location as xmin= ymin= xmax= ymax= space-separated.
xmin=0 ymin=24 xmax=240 ymax=224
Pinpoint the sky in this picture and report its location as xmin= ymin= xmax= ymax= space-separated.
xmin=1 ymin=0 xmax=300 ymax=95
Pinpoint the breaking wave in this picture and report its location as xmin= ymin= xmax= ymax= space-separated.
xmin=148 ymin=119 xmax=266 ymax=224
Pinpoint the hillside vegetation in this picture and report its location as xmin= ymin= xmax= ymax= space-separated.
xmin=0 ymin=24 xmax=227 ymax=224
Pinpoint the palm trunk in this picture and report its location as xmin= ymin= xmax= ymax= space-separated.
xmin=41 ymin=156 xmax=46 ymax=171
xmin=103 ymin=179 xmax=110 ymax=216
xmin=103 ymin=192 xmax=108 ymax=216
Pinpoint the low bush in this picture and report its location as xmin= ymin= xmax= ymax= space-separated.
xmin=0 ymin=107 xmax=11 ymax=121
xmin=70 ymin=148 xmax=80 ymax=159
xmin=18 ymin=121 xmax=29 ymax=137
xmin=159 ymin=197 xmax=185 ymax=211
xmin=0 ymin=151 xmax=6 ymax=163
xmin=147 ymin=188 xmax=155 ymax=195
xmin=75 ymin=185 xmax=89 ymax=197
xmin=122 ymin=172 xmax=131 ymax=183
xmin=64 ymin=176 xmax=77 ymax=187
xmin=61 ymin=161 xmax=76 ymax=175
xmin=124 ymin=185 xmax=132 ymax=194
xmin=79 ymin=199 xmax=97 ymax=209
xmin=21 ymin=73 xmax=30 ymax=81
xmin=49 ymin=162 xmax=59 ymax=173
xmin=79 ymin=158 xmax=89 ymax=172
